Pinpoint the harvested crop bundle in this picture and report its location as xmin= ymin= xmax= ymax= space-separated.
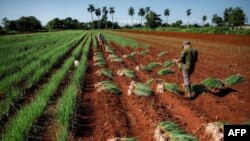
xmin=163 ymin=82 xmax=182 ymax=94
xmin=117 ymin=68 xmax=135 ymax=79
xmin=201 ymin=77 xmax=224 ymax=89
xmin=158 ymin=68 xmax=174 ymax=75
xmin=163 ymin=60 xmax=174 ymax=68
xmin=96 ymin=69 xmax=113 ymax=78
xmin=157 ymin=51 xmax=168 ymax=57
xmin=95 ymin=80 xmax=121 ymax=95
xmin=224 ymin=74 xmax=245 ymax=86
xmin=155 ymin=121 xmax=197 ymax=141
xmin=148 ymin=62 xmax=162 ymax=69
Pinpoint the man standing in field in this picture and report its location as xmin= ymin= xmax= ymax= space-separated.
xmin=98 ymin=32 xmax=105 ymax=51
xmin=173 ymin=41 xmax=198 ymax=98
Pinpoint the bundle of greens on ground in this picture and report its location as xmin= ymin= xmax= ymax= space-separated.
xmin=224 ymin=74 xmax=245 ymax=86
xmin=163 ymin=82 xmax=182 ymax=94
xmin=145 ymin=78 xmax=155 ymax=85
xmin=124 ymin=52 xmax=138 ymax=59
xmin=105 ymin=45 xmax=114 ymax=53
xmin=201 ymin=77 xmax=224 ymax=89
xmin=155 ymin=121 xmax=197 ymax=141
xmin=132 ymin=82 xmax=152 ymax=96
xmin=108 ymin=137 xmax=138 ymax=141
xmin=94 ymin=51 xmax=106 ymax=67
xmin=158 ymin=68 xmax=174 ymax=75
xmin=147 ymin=62 xmax=162 ymax=69
xmin=118 ymin=68 xmax=135 ymax=79
xmin=108 ymin=54 xmax=123 ymax=63
xmin=95 ymin=80 xmax=121 ymax=95
xmin=96 ymin=68 xmax=113 ymax=78
xmin=157 ymin=51 xmax=168 ymax=57
xmin=163 ymin=60 xmax=175 ymax=68
xmin=140 ymin=49 xmax=150 ymax=55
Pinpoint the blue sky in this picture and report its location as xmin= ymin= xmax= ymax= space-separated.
xmin=0 ymin=0 xmax=249 ymax=26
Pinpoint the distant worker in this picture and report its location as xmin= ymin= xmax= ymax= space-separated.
xmin=98 ymin=32 xmax=105 ymax=51
xmin=173 ymin=41 xmax=198 ymax=98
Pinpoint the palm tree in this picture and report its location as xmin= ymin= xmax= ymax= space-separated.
xmin=128 ymin=7 xmax=135 ymax=26
xmin=138 ymin=8 xmax=145 ymax=25
xmin=145 ymin=6 xmax=151 ymax=16
xmin=164 ymin=8 xmax=170 ymax=24
xmin=102 ymin=6 xmax=108 ymax=29
xmin=186 ymin=9 xmax=192 ymax=29
xmin=202 ymin=15 xmax=207 ymax=25
xmin=109 ymin=7 xmax=115 ymax=29
xmin=95 ymin=8 xmax=101 ymax=29
xmin=87 ymin=4 xmax=95 ymax=29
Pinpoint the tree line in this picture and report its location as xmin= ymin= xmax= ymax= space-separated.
xmin=0 ymin=6 xmax=247 ymax=32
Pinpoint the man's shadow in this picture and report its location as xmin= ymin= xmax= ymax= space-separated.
xmin=190 ymin=84 xmax=237 ymax=100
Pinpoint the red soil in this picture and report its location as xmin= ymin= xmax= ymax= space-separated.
xmin=110 ymin=30 xmax=250 ymax=125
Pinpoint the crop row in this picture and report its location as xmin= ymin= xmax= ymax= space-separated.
xmin=0 ymin=32 xmax=87 ymax=141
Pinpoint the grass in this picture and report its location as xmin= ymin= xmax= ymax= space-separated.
xmin=201 ymin=77 xmax=224 ymax=89
xmin=158 ymin=68 xmax=174 ymax=75
xmin=97 ymin=80 xmax=121 ymax=95
xmin=120 ymin=68 xmax=135 ymax=79
xmin=163 ymin=82 xmax=182 ymax=94
xmin=224 ymin=74 xmax=245 ymax=86
xmin=163 ymin=60 xmax=175 ymax=68
xmin=96 ymin=68 xmax=113 ymax=78
xmin=158 ymin=121 xmax=197 ymax=141
xmin=157 ymin=51 xmax=168 ymax=57
xmin=133 ymin=82 xmax=152 ymax=96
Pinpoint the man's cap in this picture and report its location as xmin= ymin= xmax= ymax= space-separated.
xmin=181 ymin=40 xmax=191 ymax=48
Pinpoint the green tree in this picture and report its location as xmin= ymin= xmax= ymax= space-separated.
xmin=109 ymin=7 xmax=115 ymax=29
xmin=145 ymin=11 xmax=162 ymax=28
xmin=164 ymin=8 xmax=170 ymax=24
xmin=212 ymin=14 xmax=223 ymax=26
xmin=95 ymin=8 xmax=101 ymax=29
xmin=171 ymin=20 xmax=182 ymax=27
xmin=102 ymin=6 xmax=108 ymax=29
xmin=128 ymin=7 xmax=135 ymax=26
xmin=202 ymin=15 xmax=207 ymax=25
xmin=145 ymin=6 xmax=151 ymax=16
xmin=138 ymin=8 xmax=146 ymax=25
xmin=16 ymin=16 xmax=42 ymax=31
xmin=186 ymin=9 xmax=192 ymax=29
xmin=224 ymin=7 xmax=246 ymax=29
xmin=87 ymin=4 xmax=95 ymax=29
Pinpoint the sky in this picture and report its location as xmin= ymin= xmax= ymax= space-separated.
xmin=0 ymin=0 xmax=249 ymax=26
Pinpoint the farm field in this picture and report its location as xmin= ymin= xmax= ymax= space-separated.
xmin=0 ymin=30 xmax=249 ymax=141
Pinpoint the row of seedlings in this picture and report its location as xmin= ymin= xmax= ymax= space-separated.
xmin=55 ymin=33 xmax=92 ymax=141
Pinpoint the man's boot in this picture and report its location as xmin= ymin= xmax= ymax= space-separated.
xmin=184 ymin=85 xmax=192 ymax=98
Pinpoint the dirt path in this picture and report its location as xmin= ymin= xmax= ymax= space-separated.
xmin=104 ymin=43 xmax=211 ymax=140
xmin=71 ymin=44 xmax=131 ymax=140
